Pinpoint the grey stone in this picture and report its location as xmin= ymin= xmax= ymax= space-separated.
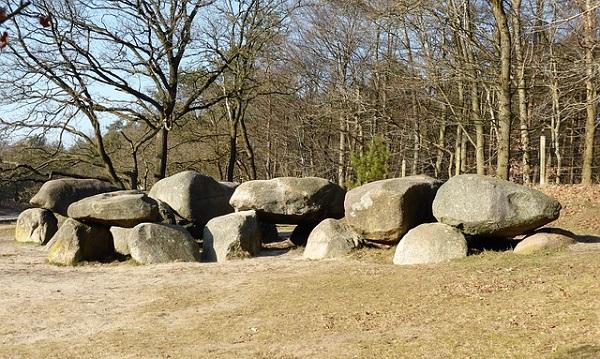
xmin=30 ymin=178 xmax=119 ymax=216
xmin=344 ymin=175 xmax=442 ymax=244
xmin=67 ymin=190 xmax=159 ymax=228
xmin=514 ymin=228 xmax=576 ymax=254
xmin=129 ymin=223 xmax=201 ymax=264
xmin=229 ymin=177 xmax=345 ymax=224
xmin=47 ymin=218 xmax=113 ymax=265
xmin=393 ymin=223 xmax=468 ymax=266
xmin=148 ymin=171 xmax=234 ymax=227
xmin=15 ymin=208 xmax=58 ymax=245
xmin=303 ymin=218 xmax=361 ymax=260
xmin=203 ymin=211 xmax=262 ymax=262
xmin=110 ymin=226 xmax=134 ymax=256
xmin=433 ymin=174 xmax=561 ymax=237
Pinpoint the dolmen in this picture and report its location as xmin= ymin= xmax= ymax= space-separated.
xmin=15 ymin=172 xmax=566 ymax=268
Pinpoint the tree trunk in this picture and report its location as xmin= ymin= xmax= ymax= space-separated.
xmin=581 ymin=0 xmax=598 ymax=185
xmin=511 ymin=0 xmax=531 ymax=183
xmin=239 ymin=115 xmax=258 ymax=180
xmin=154 ymin=125 xmax=169 ymax=182
xmin=226 ymin=117 xmax=239 ymax=182
xmin=337 ymin=115 xmax=346 ymax=187
xmin=454 ymin=125 xmax=462 ymax=176
xmin=90 ymin=118 xmax=123 ymax=188
xmin=461 ymin=0 xmax=485 ymax=174
xmin=266 ymin=95 xmax=273 ymax=179
xmin=461 ymin=130 xmax=468 ymax=173
xmin=435 ymin=108 xmax=447 ymax=178
xmin=412 ymin=121 xmax=420 ymax=175
xmin=491 ymin=0 xmax=512 ymax=180
xmin=130 ymin=149 xmax=139 ymax=190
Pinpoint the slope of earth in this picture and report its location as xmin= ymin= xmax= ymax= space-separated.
xmin=540 ymin=185 xmax=600 ymax=236
xmin=0 ymin=185 xmax=599 ymax=359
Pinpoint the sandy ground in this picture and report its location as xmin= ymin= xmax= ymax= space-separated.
xmin=1 ymin=228 xmax=600 ymax=358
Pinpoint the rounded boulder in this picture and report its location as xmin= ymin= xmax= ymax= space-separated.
xmin=393 ymin=223 xmax=468 ymax=266
xmin=433 ymin=174 xmax=561 ymax=237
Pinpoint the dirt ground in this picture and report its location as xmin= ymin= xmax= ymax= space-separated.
xmin=1 ymin=186 xmax=600 ymax=358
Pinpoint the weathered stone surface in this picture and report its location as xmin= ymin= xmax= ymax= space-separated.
xmin=304 ymin=219 xmax=361 ymax=260
xmin=128 ymin=223 xmax=201 ymax=264
xmin=203 ymin=211 xmax=262 ymax=262
xmin=393 ymin=223 xmax=467 ymax=266
xmin=433 ymin=175 xmax=561 ymax=237
xmin=47 ymin=218 xmax=113 ymax=265
xmin=514 ymin=228 xmax=576 ymax=254
xmin=67 ymin=190 xmax=159 ymax=228
xmin=148 ymin=171 xmax=234 ymax=227
xmin=15 ymin=208 xmax=58 ymax=245
xmin=229 ymin=177 xmax=345 ymax=224
xmin=30 ymin=178 xmax=119 ymax=216
xmin=110 ymin=226 xmax=134 ymax=256
xmin=344 ymin=175 xmax=442 ymax=244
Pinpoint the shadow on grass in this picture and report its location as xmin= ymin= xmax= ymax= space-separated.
xmin=258 ymin=248 xmax=292 ymax=257
xmin=466 ymin=236 xmax=517 ymax=255
xmin=574 ymin=234 xmax=600 ymax=243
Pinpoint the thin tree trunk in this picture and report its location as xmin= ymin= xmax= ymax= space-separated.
xmin=461 ymin=0 xmax=485 ymax=174
xmin=461 ymin=130 xmax=468 ymax=173
xmin=225 ymin=95 xmax=239 ymax=182
xmin=581 ymin=0 xmax=598 ymax=184
xmin=338 ymin=115 xmax=346 ymax=186
xmin=491 ymin=0 xmax=512 ymax=180
xmin=90 ymin=116 xmax=123 ymax=188
xmin=511 ymin=0 xmax=531 ymax=183
xmin=226 ymin=119 xmax=238 ymax=182
xmin=154 ymin=125 xmax=169 ymax=182
xmin=435 ymin=108 xmax=447 ymax=178
xmin=266 ymin=97 xmax=273 ymax=179
xmin=455 ymin=125 xmax=462 ymax=176
xmin=239 ymin=113 xmax=257 ymax=180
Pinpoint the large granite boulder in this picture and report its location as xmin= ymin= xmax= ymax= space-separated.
xmin=513 ymin=228 xmax=576 ymax=254
xmin=109 ymin=226 xmax=134 ymax=256
xmin=229 ymin=177 xmax=345 ymax=224
xmin=303 ymin=218 xmax=361 ymax=260
xmin=67 ymin=190 xmax=159 ymax=228
xmin=128 ymin=223 xmax=201 ymax=264
xmin=203 ymin=211 xmax=262 ymax=262
xmin=15 ymin=208 xmax=58 ymax=245
xmin=30 ymin=178 xmax=119 ymax=216
xmin=148 ymin=171 xmax=234 ymax=227
xmin=433 ymin=174 xmax=561 ymax=237
xmin=344 ymin=175 xmax=441 ymax=244
xmin=393 ymin=223 xmax=468 ymax=266
xmin=47 ymin=218 xmax=113 ymax=265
